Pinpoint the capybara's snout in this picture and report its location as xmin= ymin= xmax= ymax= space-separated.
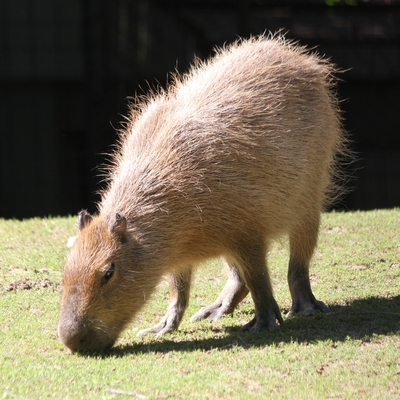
xmin=58 ymin=314 xmax=116 ymax=353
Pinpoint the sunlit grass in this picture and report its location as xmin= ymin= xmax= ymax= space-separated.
xmin=1 ymin=210 xmax=399 ymax=399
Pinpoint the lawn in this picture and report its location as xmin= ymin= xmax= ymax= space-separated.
xmin=0 ymin=209 xmax=399 ymax=399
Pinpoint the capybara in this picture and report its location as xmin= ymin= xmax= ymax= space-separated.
xmin=58 ymin=34 xmax=347 ymax=352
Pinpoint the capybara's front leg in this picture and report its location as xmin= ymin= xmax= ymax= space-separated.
xmin=137 ymin=267 xmax=193 ymax=337
xmin=287 ymin=218 xmax=330 ymax=316
xmin=233 ymin=240 xmax=283 ymax=332
xmin=190 ymin=262 xmax=249 ymax=322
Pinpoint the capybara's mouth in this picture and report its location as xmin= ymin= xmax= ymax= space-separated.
xmin=72 ymin=341 xmax=115 ymax=355
xmin=59 ymin=324 xmax=116 ymax=354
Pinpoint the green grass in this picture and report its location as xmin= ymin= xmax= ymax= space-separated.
xmin=1 ymin=210 xmax=399 ymax=399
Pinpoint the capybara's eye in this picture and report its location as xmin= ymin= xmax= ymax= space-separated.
xmin=101 ymin=262 xmax=115 ymax=286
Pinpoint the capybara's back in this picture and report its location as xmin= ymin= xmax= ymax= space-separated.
xmin=58 ymin=34 xmax=347 ymax=352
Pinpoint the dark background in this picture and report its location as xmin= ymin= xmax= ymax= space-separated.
xmin=1 ymin=0 xmax=399 ymax=219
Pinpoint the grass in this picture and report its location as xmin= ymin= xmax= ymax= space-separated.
xmin=0 ymin=209 xmax=399 ymax=399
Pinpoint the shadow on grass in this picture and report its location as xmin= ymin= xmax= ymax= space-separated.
xmin=93 ymin=295 xmax=400 ymax=358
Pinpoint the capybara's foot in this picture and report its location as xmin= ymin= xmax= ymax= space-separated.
xmin=190 ymin=266 xmax=249 ymax=322
xmin=240 ymin=304 xmax=283 ymax=333
xmin=287 ymin=265 xmax=331 ymax=317
xmin=190 ymin=285 xmax=249 ymax=322
xmin=286 ymin=298 xmax=330 ymax=317
xmin=190 ymin=301 xmax=234 ymax=322
xmin=137 ymin=307 xmax=182 ymax=338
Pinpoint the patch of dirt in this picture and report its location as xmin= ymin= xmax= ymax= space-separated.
xmin=325 ymin=225 xmax=349 ymax=233
xmin=1 ymin=278 xmax=60 ymax=292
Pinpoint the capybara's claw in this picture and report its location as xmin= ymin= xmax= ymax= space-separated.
xmin=191 ymin=267 xmax=249 ymax=323
xmin=286 ymin=299 xmax=331 ymax=318
xmin=137 ymin=322 xmax=173 ymax=338
xmin=137 ymin=308 xmax=183 ymax=338
xmin=137 ymin=325 xmax=167 ymax=338
xmin=190 ymin=303 xmax=229 ymax=322
xmin=240 ymin=304 xmax=283 ymax=333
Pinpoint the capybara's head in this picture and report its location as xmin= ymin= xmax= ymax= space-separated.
xmin=58 ymin=210 xmax=148 ymax=352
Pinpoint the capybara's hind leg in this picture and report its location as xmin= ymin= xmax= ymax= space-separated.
xmin=233 ymin=239 xmax=283 ymax=332
xmin=287 ymin=216 xmax=330 ymax=316
xmin=137 ymin=266 xmax=193 ymax=337
xmin=190 ymin=262 xmax=249 ymax=322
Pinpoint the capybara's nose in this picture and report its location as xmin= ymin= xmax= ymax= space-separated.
xmin=58 ymin=318 xmax=115 ymax=352
xmin=58 ymin=319 xmax=89 ymax=352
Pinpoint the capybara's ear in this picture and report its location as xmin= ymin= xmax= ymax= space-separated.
xmin=111 ymin=213 xmax=127 ymax=242
xmin=78 ymin=210 xmax=93 ymax=230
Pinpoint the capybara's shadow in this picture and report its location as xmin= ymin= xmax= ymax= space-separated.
xmin=101 ymin=295 xmax=400 ymax=358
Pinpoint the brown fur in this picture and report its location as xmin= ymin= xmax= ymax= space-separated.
xmin=58 ymin=34 xmax=348 ymax=352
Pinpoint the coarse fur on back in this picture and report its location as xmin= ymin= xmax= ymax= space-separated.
xmin=104 ymin=34 xmax=345 ymax=216
xmin=58 ymin=33 xmax=349 ymax=352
